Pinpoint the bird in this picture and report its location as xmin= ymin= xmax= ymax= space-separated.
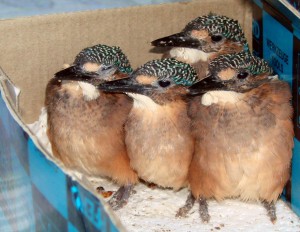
xmin=45 ymin=44 xmax=138 ymax=209
xmin=177 ymin=51 xmax=294 ymax=223
xmin=151 ymin=13 xmax=249 ymax=79
xmin=98 ymin=58 xmax=198 ymax=193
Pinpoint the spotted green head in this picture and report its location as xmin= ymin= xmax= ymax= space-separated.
xmin=208 ymin=51 xmax=273 ymax=76
xmin=55 ymin=44 xmax=132 ymax=84
xmin=152 ymin=13 xmax=249 ymax=54
xmin=74 ymin=44 xmax=133 ymax=74
xmin=134 ymin=58 xmax=198 ymax=87
xmin=189 ymin=51 xmax=275 ymax=95
xmin=98 ymin=58 xmax=199 ymax=104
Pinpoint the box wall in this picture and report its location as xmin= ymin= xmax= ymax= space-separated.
xmin=252 ymin=0 xmax=300 ymax=217
xmin=0 ymin=0 xmax=252 ymax=123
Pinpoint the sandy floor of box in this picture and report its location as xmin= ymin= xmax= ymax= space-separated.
xmin=28 ymin=108 xmax=300 ymax=232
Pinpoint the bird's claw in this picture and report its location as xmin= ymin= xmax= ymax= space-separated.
xmin=262 ymin=200 xmax=277 ymax=224
xmin=108 ymin=184 xmax=134 ymax=211
xmin=175 ymin=192 xmax=196 ymax=218
xmin=199 ymin=197 xmax=210 ymax=223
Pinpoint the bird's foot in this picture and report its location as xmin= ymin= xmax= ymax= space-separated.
xmin=262 ymin=200 xmax=277 ymax=224
xmin=199 ymin=197 xmax=210 ymax=223
xmin=108 ymin=184 xmax=134 ymax=211
xmin=176 ymin=192 xmax=195 ymax=218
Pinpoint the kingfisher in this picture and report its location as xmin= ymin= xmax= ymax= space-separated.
xmin=98 ymin=58 xmax=198 ymax=195
xmin=45 ymin=44 xmax=138 ymax=209
xmin=177 ymin=51 xmax=294 ymax=223
xmin=151 ymin=13 xmax=249 ymax=79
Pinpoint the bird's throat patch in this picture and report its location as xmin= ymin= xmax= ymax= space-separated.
xmin=128 ymin=93 xmax=159 ymax=110
xmin=170 ymin=47 xmax=209 ymax=63
xmin=201 ymin=90 xmax=242 ymax=106
xmin=78 ymin=81 xmax=100 ymax=101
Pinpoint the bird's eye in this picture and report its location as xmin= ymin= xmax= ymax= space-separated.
xmin=211 ymin=34 xmax=223 ymax=42
xmin=158 ymin=80 xmax=171 ymax=88
xmin=237 ymin=71 xmax=249 ymax=79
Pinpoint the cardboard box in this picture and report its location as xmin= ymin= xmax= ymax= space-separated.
xmin=1 ymin=0 xmax=299 ymax=231
xmin=252 ymin=0 xmax=300 ymax=217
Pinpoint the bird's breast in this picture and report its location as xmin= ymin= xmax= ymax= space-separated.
xmin=188 ymin=82 xmax=293 ymax=200
xmin=125 ymin=101 xmax=194 ymax=189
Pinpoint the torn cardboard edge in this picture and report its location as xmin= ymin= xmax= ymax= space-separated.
xmin=0 ymin=67 xmax=127 ymax=232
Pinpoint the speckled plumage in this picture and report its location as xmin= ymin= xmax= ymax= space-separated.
xmin=208 ymin=52 xmax=273 ymax=75
xmin=124 ymin=59 xmax=197 ymax=189
xmin=183 ymin=13 xmax=248 ymax=50
xmin=151 ymin=13 xmax=249 ymax=80
xmin=99 ymin=59 xmax=198 ymax=190
xmin=183 ymin=52 xmax=294 ymax=223
xmin=46 ymin=44 xmax=138 ymax=202
xmin=135 ymin=58 xmax=198 ymax=86
xmin=75 ymin=44 xmax=133 ymax=74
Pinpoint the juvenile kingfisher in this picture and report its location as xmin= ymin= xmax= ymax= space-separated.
xmin=151 ymin=13 xmax=249 ymax=79
xmin=45 ymin=44 xmax=138 ymax=209
xmin=98 ymin=58 xmax=198 ymax=197
xmin=177 ymin=51 xmax=293 ymax=223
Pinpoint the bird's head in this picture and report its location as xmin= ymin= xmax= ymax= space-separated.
xmin=55 ymin=44 xmax=132 ymax=85
xmin=151 ymin=13 xmax=249 ymax=61
xmin=98 ymin=58 xmax=198 ymax=105
xmin=52 ymin=44 xmax=132 ymax=101
xmin=188 ymin=51 xmax=274 ymax=95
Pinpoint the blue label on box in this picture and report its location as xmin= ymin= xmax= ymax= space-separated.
xmin=263 ymin=11 xmax=293 ymax=86
xmin=67 ymin=179 xmax=119 ymax=232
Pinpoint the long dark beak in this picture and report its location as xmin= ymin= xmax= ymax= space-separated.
xmin=151 ymin=32 xmax=202 ymax=49
xmin=55 ymin=66 xmax=99 ymax=83
xmin=97 ymin=77 xmax=157 ymax=95
xmin=188 ymin=75 xmax=227 ymax=95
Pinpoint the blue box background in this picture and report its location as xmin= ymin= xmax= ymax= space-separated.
xmin=253 ymin=0 xmax=300 ymax=217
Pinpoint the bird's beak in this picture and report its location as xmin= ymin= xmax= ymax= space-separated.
xmin=55 ymin=66 xmax=99 ymax=83
xmin=97 ymin=77 xmax=157 ymax=95
xmin=188 ymin=74 xmax=227 ymax=95
xmin=151 ymin=32 xmax=202 ymax=49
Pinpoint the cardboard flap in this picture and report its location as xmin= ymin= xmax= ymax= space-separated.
xmin=0 ymin=66 xmax=20 ymax=111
